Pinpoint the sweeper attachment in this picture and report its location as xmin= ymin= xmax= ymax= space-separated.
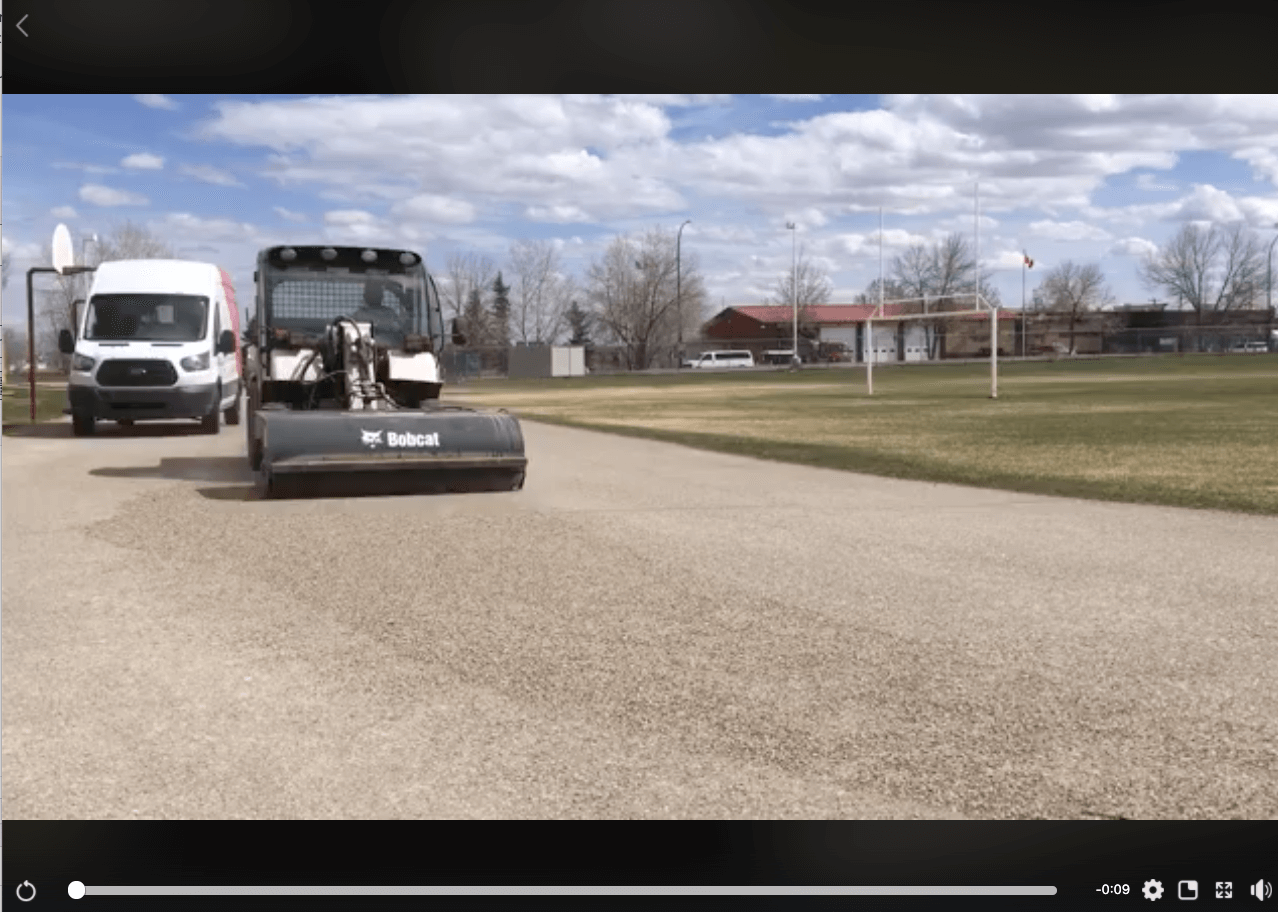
xmin=244 ymin=245 xmax=527 ymax=498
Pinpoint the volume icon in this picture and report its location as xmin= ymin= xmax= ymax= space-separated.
xmin=1252 ymin=880 xmax=1273 ymax=901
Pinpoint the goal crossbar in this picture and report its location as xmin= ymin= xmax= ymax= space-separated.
xmin=864 ymin=293 xmax=1002 ymax=399
xmin=866 ymin=293 xmax=998 ymax=321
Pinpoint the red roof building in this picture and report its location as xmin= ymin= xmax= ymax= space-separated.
xmin=702 ymin=304 xmax=1019 ymax=362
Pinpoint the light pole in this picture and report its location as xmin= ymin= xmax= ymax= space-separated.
xmin=786 ymin=222 xmax=798 ymax=366
xmin=1021 ymin=251 xmax=1033 ymax=358
xmin=676 ymin=219 xmax=691 ymax=368
xmin=1267 ymin=223 xmax=1278 ymax=348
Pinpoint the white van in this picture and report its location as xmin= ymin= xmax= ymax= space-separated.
xmin=690 ymin=350 xmax=755 ymax=369
xmin=59 ymin=260 xmax=242 ymax=436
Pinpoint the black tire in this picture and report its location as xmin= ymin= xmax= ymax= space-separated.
xmin=118 ymin=419 xmax=134 ymax=427
xmin=199 ymin=386 xmax=221 ymax=434
xmin=72 ymin=413 xmax=96 ymax=436
xmin=224 ymin=392 xmax=241 ymax=426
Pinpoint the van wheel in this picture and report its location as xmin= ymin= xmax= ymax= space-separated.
xmin=200 ymin=392 xmax=220 ymax=434
xmin=72 ymin=413 xmax=96 ymax=436
xmin=224 ymin=394 xmax=241 ymax=426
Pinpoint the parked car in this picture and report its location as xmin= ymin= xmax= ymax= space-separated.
xmin=689 ymin=350 xmax=755 ymax=369
xmin=1230 ymin=341 xmax=1270 ymax=353
xmin=58 ymin=259 xmax=242 ymax=436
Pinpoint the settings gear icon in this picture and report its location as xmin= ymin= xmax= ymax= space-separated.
xmin=1143 ymin=879 xmax=1164 ymax=901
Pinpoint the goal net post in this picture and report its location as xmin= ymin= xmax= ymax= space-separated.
xmin=865 ymin=293 xmax=1002 ymax=398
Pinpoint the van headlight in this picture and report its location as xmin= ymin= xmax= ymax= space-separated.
xmin=71 ymin=353 xmax=96 ymax=372
xmin=180 ymin=352 xmax=211 ymax=372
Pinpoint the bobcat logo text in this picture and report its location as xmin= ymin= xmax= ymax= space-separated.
xmin=360 ymin=429 xmax=441 ymax=449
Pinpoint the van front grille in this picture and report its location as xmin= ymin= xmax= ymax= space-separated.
xmin=96 ymin=359 xmax=178 ymax=387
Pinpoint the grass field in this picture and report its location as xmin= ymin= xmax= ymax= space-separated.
xmin=461 ymin=354 xmax=1278 ymax=515
xmin=2 ymin=379 xmax=67 ymax=428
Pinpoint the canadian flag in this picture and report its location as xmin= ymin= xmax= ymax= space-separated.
xmin=1024 ymin=255 xmax=1034 ymax=268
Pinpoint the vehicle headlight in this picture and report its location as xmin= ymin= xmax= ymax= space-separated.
xmin=71 ymin=353 xmax=96 ymax=372
xmin=180 ymin=352 xmax=211 ymax=372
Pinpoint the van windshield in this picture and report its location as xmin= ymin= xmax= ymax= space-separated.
xmin=85 ymin=294 xmax=209 ymax=342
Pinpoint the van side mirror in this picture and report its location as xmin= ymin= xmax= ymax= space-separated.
xmin=59 ymin=330 xmax=75 ymax=354
xmin=451 ymin=319 xmax=467 ymax=347
xmin=217 ymin=329 xmax=236 ymax=354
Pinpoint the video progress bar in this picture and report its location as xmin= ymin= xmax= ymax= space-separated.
xmin=76 ymin=885 xmax=1058 ymax=897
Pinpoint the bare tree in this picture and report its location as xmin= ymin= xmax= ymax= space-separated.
xmin=440 ymin=251 xmax=497 ymax=330
xmin=889 ymin=243 xmax=934 ymax=299
xmin=764 ymin=245 xmax=832 ymax=351
xmin=586 ymin=226 xmax=707 ymax=370
xmin=508 ymin=239 xmax=575 ymax=345
xmin=38 ymin=222 xmax=175 ymax=370
xmin=1032 ymin=261 xmax=1115 ymax=355
xmin=855 ymin=277 xmax=907 ymax=305
xmin=883 ymin=233 xmax=1002 ymax=359
xmin=4 ymin=326 xmax=27 ymax=376
xmin=1139 ymin=222 xmax=1272 ymax=323
xmin=95 ymin=221 xmax=173 ymax=261
xmin=766 ymin=244 xmax=833 ymax=309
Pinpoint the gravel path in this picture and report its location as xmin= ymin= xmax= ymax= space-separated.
xmin=3 ymin=414 xmax=1275 ymax=819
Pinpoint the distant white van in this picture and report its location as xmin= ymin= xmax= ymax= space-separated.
xmin=59 ymin=260 xmax=242 ymax=436
xmin=690 ymin=350 xmax=755 ymax=369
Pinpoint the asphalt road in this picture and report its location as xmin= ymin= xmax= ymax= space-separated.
xmin=3 ymin=408 xmax=1276 ymax=820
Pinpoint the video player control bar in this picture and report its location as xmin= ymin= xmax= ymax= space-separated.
xmin=73 ymin=884 xmax=1058 ymax=897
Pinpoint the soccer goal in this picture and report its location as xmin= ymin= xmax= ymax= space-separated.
xmin=864 ymin=293 xmax=1003 ymax=398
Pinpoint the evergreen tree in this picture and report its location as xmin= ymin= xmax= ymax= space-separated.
xmin=462 ymin=288 xmax=490 ymax=346
xmin=490 ymin=271 xmax=511 ymax=347
xmin=565 ymin=300 xmax=593 ymax=346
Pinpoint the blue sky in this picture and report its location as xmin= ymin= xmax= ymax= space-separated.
xmin=5 ymin=94 xmax=1278 ymax=328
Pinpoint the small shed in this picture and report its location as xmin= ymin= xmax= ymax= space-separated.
xmin=508 ymin=344 xmax=586 ymax=378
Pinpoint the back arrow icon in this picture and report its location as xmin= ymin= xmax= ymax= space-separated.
xmin=17 ymin=14 xmax=30 ymax=36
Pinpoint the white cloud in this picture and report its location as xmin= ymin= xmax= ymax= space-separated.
xmin=1028 ymin=220 xmax=1113 ymax=242
xmin=121 ymin=153 xmax=164 ymax=170
xmin=2 ymin=238 xmax=43 ymax=260
xmin=1162 ymin=184 xmax=1278 ymax=227
xmin=135 ymin=94 xmax=178 ymax=110
xmin=273 ymin=206 xmax=308 ymax=223
xmin=1109 ymin=237 xmax=1159 ymax=259
xmin=391 ymin=194 xmax=477 ymax=224
xmin=159 ymin=213 xmax=260 ymax=242
xmin=54 ymin=162 xmax=116 ymax=175
xmin=79 ymin=184 xmax=149 ymax=207
xmin=1135 ymin=173 xmax=1177 ymax=192
xmin=179 ymin=164 xmax=244 ymax=187
xmin=324 ymin=210 xmax=376 ymax=225
xmin=765 ymin=95 xmax=825 ymax=102
xmin=611 ymin=95 xmax=732 ymax=107
xmin=695 ymin=225 xmax=759 ymax=244
xmin=50 ymin=206 xmax=79 ymax=219
xmin=990 ymin=250 xmax=1032 ymax=270
xmin=1170 ymin=184 xmax=1244 ymax=223
xmin=525 ymin=204 xmax=591 ymax=224
xmin=832 ymin=229 xmax=929 ymax=257
xmin=197 ymin=95 xmax=683 ymax=221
